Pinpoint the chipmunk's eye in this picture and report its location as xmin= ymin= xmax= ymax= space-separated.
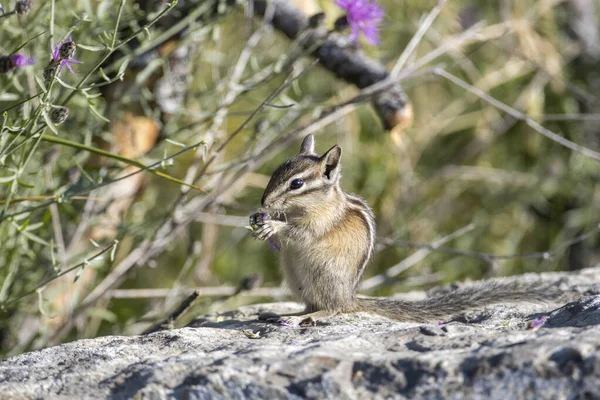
xmin=290 ymin=178 xmax=304 ymax=190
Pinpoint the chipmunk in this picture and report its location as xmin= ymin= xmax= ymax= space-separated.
xmin=250 ymin=134 xmax=560 ymax=326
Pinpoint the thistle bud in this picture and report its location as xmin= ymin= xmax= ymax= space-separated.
xmin=43 ymin=62 xmax=59 ymax=84
xmin=50 ymin=106 xmax=69 ymax=125
xmin=0 ymin=56 xmax=15 ymax=74
xmin=15 ymin=0 xmax=34 ymax=15
xmin=308 ymin=12 xmax=326 ymax=28
xmin=58 ymin=39 xmax=76 ymax=60
xmin=334 ymin=15 xmax=350 ymax=32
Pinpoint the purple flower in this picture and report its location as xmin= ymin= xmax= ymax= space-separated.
xmin=11 ymin=54 xmax=35 ymax=67
xmin=1 ymin=54 xmax=35 ymax=74
xmin=336 ymin=0 xmax=384 ymax=45
xmin=52 ymin=38 xmax=82 ymax=73
xmin=529 ymin=316 xmax=548 ymax=330
xmin=278 ymin=319 xmax=294 ymax=328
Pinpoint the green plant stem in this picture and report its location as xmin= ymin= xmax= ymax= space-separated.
xmin=40 ymin=134 xmax=204 ymax=191
xmin=2 ymin=241 xmax=118 ymax=308
xmin=111 ymin=0 xmax=127 ymax=50
xmin=1 ymin=129 xmax=204 ymax=192
xmin=0 ymin=92 xmax=44 ymax=115
xmin=0 ymin=139 xmax=205 ymax=222
xmin=0 ymin=10 xmax=15 ymax=20
xmin=60 ymin=2 xmax=177 ymax=106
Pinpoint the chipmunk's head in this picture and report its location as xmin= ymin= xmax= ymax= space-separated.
xmin=261 ymin=134 xmax=342 ymax=213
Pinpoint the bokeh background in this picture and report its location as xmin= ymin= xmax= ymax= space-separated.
xmin=1 ymin=0 xmax=599 ymax=357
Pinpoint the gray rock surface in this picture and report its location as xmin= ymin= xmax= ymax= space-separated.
xmin=1 ymin=267 xmax=599 ymax=400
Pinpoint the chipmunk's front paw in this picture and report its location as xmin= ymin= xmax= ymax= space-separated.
xmin=253 ymin=220 xmax=276 ymax=241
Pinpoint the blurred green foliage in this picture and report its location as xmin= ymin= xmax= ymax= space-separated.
xmin=0 ymin=0 xmax=598 ymax=357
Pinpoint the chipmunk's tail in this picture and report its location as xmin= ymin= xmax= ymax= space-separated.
xmin=354 ymin=278 xmax=564 ymax=322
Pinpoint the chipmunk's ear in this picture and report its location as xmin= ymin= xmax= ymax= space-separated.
xmin=299 ymin=134 xmax=315 ymax=155
xmin=320 ymin=145 xmax=342 ymax=181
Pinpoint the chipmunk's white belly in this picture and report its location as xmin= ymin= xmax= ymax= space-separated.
xmin=280 ymin=240 xmax=355 ymax=310
xmin=280 ymin=244 xmax=313 ymax=302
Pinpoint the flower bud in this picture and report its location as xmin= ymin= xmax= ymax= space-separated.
xmin=50 ymin=106 xmax=69 ymax=125
xmin=58 ymin=40 xmax=76 ymax=60
xmin=43 ymin=62 xmax=59 ymax=84
xmin=15 ymin=0 xmax=34 ymax=15
xmin=0 ymin=56 xmax=15 ymax=74
xmin=334 ymin=15 xmax=349 ymax=32
xmin=308 ymin=12 xmax=326 ymax=28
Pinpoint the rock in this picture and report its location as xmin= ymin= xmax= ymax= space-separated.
xmin=1 ymin=267 xmax=599 ymax=399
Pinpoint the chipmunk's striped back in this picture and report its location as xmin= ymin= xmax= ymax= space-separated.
xmin=344 ymin=192 xmax=376 ymax=288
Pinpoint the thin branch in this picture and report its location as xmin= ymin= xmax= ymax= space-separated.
xmin=360 ymin=224 xmax=476 ymax=291
xmin=1 ymin=131 xmax=204 ymax=192
xmin=60 ymin=2 xmax=178 ymax=106
xmin=0 ymin=195 xmax=95 ymax=205
xmin=378 ymin=224 xmax=600 ymax=263
xmin=539 ymin=113 xmax=600 ymax=121
xmin=202 ymin=60 xmax=317 ymax=178
xmin=403 ymin=21 xmax=490 ymax=78
xmin=181 ymin=26 xmax=270 ymax=192
xmin=141 ymin=273 xmax=265 ymax=333
xmin=434 ymin=67 xmax=600 ymax=162
xmin=2 ymin=241 xmax=119 ymax=308
xmin=391 ymin=0 xmax=447 ymax=78
xmin=142 ymin=290 xmax=201 ymax=334
xmin=0 ymin=138 xmax=204 ymax=222
xmin=110 ymin=287 xmax=287 ymax=299
xmin=194 ymin=212 xmax=248 ymax=227
xmin=0 ymin=10 xmax=16 ymax=20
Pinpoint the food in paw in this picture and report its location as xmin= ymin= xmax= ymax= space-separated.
xmin=249 ymin=211 xmax=270 ymax=231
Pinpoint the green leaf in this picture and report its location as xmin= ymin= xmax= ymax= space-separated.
xmin=87 ymin=101 xmax=110 ymax=123
xmin=0 ymin=175 xmax=16 ymax=184
xmin=77 ymin=43 xmax=106 ymax=52
xmin=110 ymin=240 xmax=119 ymax=261
xmin=118 ymin=58 xmax=130 ymax=79
xmin=17 ymin=180 xmax=35 ymax=188
xmin=99 ymin=68 xmax=111 ymax=82
xmin=165 ymin=138 xmax=186 ymax=148
xmin=0 ymin=93 xmax=20 ymax=101
xmin=25 ymin=222 xmax=44 ymax=231
xmin=42 ymin=111 xmax=59 ymax=135
xmin=18 ymin=218 xmax=30 ymax=232
xmin=56 ymin=77 xmax=79 ymax=90
xmin=10 ymin=220 xmax=51 ymax=246
xmin=34 ymin=75 xmax=47 ymax=93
